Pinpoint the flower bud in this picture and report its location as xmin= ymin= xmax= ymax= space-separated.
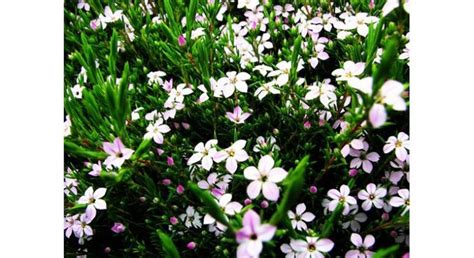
xmin=170 ymin=216 xmax=178 ymax=225
xmin=162 ymin=179 xmax=172 ymax=185
xmin=348 ymin=169 xmax=358 ymax=177
xmin=186 ymin=241 xmax=196 ymax=250
xmin=244 ymin=198 xmax=252 ymax=205
xmin=139 ymin=196 xmax=146 ymax=203
xmin=178 ymin=35 xmax=186 ymax=46
xmin=153 ymin=197 xmax=160 ymax=204
xmin=104 ymin=247 xmax=111 ymax=254
xmin=157 ymin=148 xmax=164 ymax=156
xmin=111 ymin=222 xmax=126 ymax=233
xmin=260 ymin=200 xmax=269 ymax=209
xmin=304 ymin=121 xmax=311 ymax=129
xmin=167 ymin=156 xmax=175 ymax=166
xmin=381 ymin=212 xmax=390 ymax=221
xmin=177 ymin=184 xmax=185 ymax=194
xmin=309 ymin=185 xmax=318 ymax=193
xmin=390 ymin=230 xmax=398 ymax=238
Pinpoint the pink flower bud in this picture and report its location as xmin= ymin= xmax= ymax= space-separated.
xmin=111 ymin=222 xmax=126 ymax=233
xmin=178 ymin=35 xmax=186 ymax=46
xmin=390 ymin=230 xmax=398 ymax=238
xmin=167 ymin=156 xmax=175 ymax=166
xmin=186 ymin=241 xmax=196 ymax=250
xmin=319 ymin=119 xmax=326 ymax=126
xmin=162 ymin=179 xmax=172 ymax=185
xmin=402 ymin=252 xmax=409 ymax=258
xmin=181 ymin=122 xmax=190 ymax=130
xmin=90 ymin=19 xmax=99 ymax=31
xmin=260 ymin=200 xmax=269 ymax=209
xmin=369 ymin=0 xmax=375 ymax=9
xmin=173 ymin=122 xmax=180 ymax=129
xmin=244 ymin=198 xmax=252 ymax=205
xmin=309 ymin=185 xmax=318 ymax=193
xmin=348 ymin=169 xmax=358 ymax=177
xmin=104 ymin=247 xmax=111 ymax=254
xmin=169 ymin=216 xmax=178 ymax=225
xmin=381 ymin=212 xmax=390 ymax=221
xmin=156 ymin=148 xmax=164 ymax=156
xmin=304 ymin=121 xmax=311 ymax=129
xmin=139 ymin=196 xmax=146 ymax=202
xmin=177 ymin=184 xmax=185 ymax=194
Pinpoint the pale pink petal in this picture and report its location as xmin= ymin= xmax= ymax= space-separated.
xmin=268 ymin=168 xmax=288 ymax=183
xmin=94 ymin=199 xmax=107 ymax=210
xmin=258 ymin=155 xmax=275 ymax=174
xmin=361 ymin=200 xmax=372 ymax=211
xmin=358 ymin=190 xmax=369 ymax=200
xmin=296 ymin=203 xmax=306 ymax=215
xmin=395 ymin=147 xmax=408 ymax=161
xmin=256 ymin=224 xmax=276 ymax=241
xmin=363 ymin=235 xmax=375 ymax=248
xmin=301 ymin=212 xmax=315 ymax=222
xmin=247 ymin=181 xmax=262 ymax=199
xmin=362 ymin=160 xmax=373 ymax=173
xmin=93 ymin=188 xmax=107 ymax=199
xmin=262 ymin=182 xmax=280 ymax=201
xmin=390 ymin=197 xmax=405 ymax=207
xmin=351 ymin=233 xmax=363 ymax=247
xmin=316 ymin=238 xmax=334 ymax=252
xmin=369 ymin=104 xmax=387 ymax=128
xmin=244 ymin=166 xmax=261 ymax=180
xmin=201 ymin=156 xmax=213 ymax=170
xmin=226 ymin=157 xmax=238 ymax=173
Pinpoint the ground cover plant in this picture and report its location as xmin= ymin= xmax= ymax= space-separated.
xmin=64 ymin=0 xmax=409 ymax=257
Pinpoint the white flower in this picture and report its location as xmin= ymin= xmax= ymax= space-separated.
xmin=326 ymin=185 xmax=357 ymax=215
xmin=187 ymin=139 xmax=218 ymax=171
xmin=380 ymin=80 xmax=406 ymax=111
xmin=332 ymin=61 xmax=365 ymax=85
xmin=217 ymin=71 xmax=251 ymax=98
xmin=203 ymin=193 xmax=242 ymax=226
xmin=144 ymin=118 xmax=171 ymax=144
xmin=191 ymin=28 xmax=205 ymax=40
xmin=280 ymin=243 xmax=297 ymax=258
xmin=253 ymin=136 xmax=279 ymax=153
xmin=78 ymin=187 xmax=107 ymax=219
xmin=147 ymin=71 xmax=166 ymax=85
xmin=255 ymin=80 xmax=280 ymax=100
xmin=102 ymin=6 xmax=123 ymax=23
xmin=244 ymin=155 xmax=288 ymax=201
xmin=345 ymin=13 xmax=378 ymax=37
xmin=383 ymin=132 xmax=410 ymax=161
xmin=345 ymin=233 xmax=375 ymax=258
xmin=168 ymin=83 xmax=193 ymax=103
xmin=179 ymin=206 xmax=202 ymax=228
xmin=268 ymin=61 xmax=303 ymax=86
xmin=287 ymin=203 xmax=316 ymax=231
xmin=64 ymin=115 xmax=72 ymax=137
xmin=349 ymin=140 xmax=380 ymax=173
xmin=237 ymin=0 xmax=259 ymax=10
xmin=305 ymin=79 xmax=337 ymax=108
xmin=213 ymin=140 xmax=249 ymax=173
xmin=357 ymin=183 xmax=387 ymax=211
xmin=253 ymin=64 xmax=273 ymax=76
xmin=290 ymin=237 xmax=335 ymax=258
xmin=71 ymin=84 xmax=85 ymax=99
xmin=389 ymin=189 xmax=410 ymax=215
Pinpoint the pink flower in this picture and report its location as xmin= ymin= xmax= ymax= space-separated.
xmin=204 ymin=194 xmax=242 ymax=229
xmin=197 ymin=172 xmax=229 ymax=198
xmin=103 ymin=137 xmax=134 ymax=168
xmin=244 ymin=155 xmax=288 ymax=201
xmin=64 ymin=214 xmax=79 ymax=238
xmin=326 ymin=185 xmax=357 ymax=215
xmin=383 ymin=132 xmax=410 ymax=161
xmin=178 ymin=35 xmax=186 ymax=46
xmin=187 ymin=139 xmax=218 ymax=171
xmin=90 ymin=19 xmax=99 ymax=30
xmin=111 ymin=222 xmax=126 ymax=233
xmin=345 ymin=233 xmax=375 ymax=258
xmin=88 ymin=161 xmax=102 ymax=177
xmin=287 ymin=203 xmax=316 ymax=231
xmin=226 ymin=106 xmax=251 ymax=124
xmin=358 ymin=183 xmax=387 ymax=211
xmin=236 ymin=209 xmax=276 ymax=257
xmin=291 ymin=236 xmax=334 ymax=257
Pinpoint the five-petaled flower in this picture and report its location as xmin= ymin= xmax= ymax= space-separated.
xmin=327 ymin=184 xmax=357 ymax=215
xmin=214 ymin=140 xmax=249 ymax=174
xmin=236 ymin=209 xmax=276 ymax=258
xmin=103 ymin=137 xmax=134 ymax=169
xmin=244 ymin=155 xmax=288 ymax=201
xmin=288 ymin=203 xmax=316 ymax=231
xmin=226 ymin=106 xmax=252 ymax=124
xmin=358 ymin=183 xmax=387 ymax=211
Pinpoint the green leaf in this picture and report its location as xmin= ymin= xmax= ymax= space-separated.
xmin=289 ymin=36 xmax=303 ymax=85
xmin=132 ymin=138 xmax=153 ymax=161
xmin=163 ymin=0 xmax=180 ymax=33
xmin=156 ymin=230 xmax=181 ymax=258
xmin=64 ymin=140 xmax=107 ymax=160
xmin=373 ymin=244 xmax=400 ymax=258
xmin=185 ymin=0 xmax=198 ymax=41
xmin=270 ymin=155 xmax=309 ymax=225
xmin=372 ymin=37 xmax=399 ymax=95
xmin=320 ymin=203 xmax=344 ymax=237
xmin=188 ymin=183 xmax=234 ymax=233
xmin=108 ymin=30 xmax=118 ymax=82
